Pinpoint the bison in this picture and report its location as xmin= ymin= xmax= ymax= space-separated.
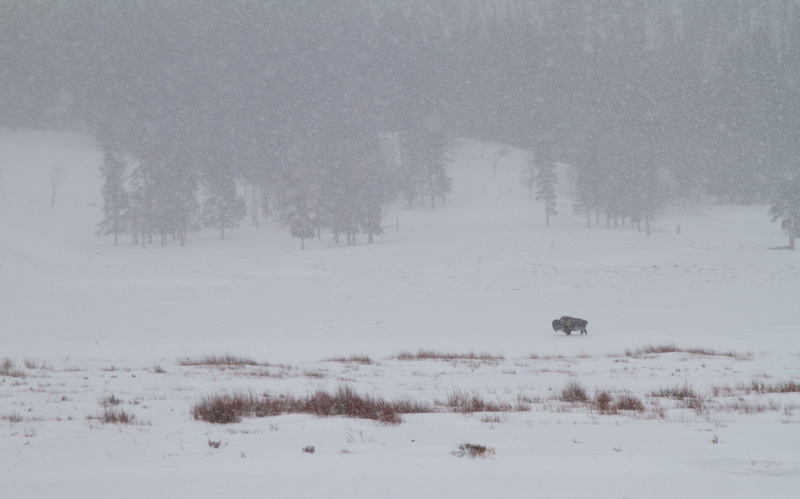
xmin=552 ymin=316 xmax=588 ymax=335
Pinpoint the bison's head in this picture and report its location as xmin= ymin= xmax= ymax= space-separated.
xmin=552 ymin=319 xmax=562 ymax=331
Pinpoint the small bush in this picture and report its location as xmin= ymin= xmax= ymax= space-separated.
xmin=614 ymin=394 xmax=645 ymax=412
xmin=594 ymin=390 xmax=614 ymax=414
xmin=302 ymin=445 xmax=315 ymax=454
xmin=559 ymin=379 xmax=589 ymax=403
xmin=153 ymin=365 xmax=167 ymax=374
xmin=593 ymin=391 xmax=644 ymax=414
xmin=453 ymin=443 xmax=495 ymax=459
xmin=208 ymin=439 xmax=222 ymax=449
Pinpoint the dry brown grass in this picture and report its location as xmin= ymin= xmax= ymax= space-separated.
xmin=192 ymin=385 xmax=432 ymax=425
xmin=179 ymin=354 xmax=261 ymax=367
xmin=439 ymin=390 xmax=512 ymax=413
xmin=90 ymin=408 xmax=137 ymax=424
xmin=325 ymin=355 xmax=374 ymax=365
xmin=650 ymin=381 xmax=699 ymax=400
xmin=623 ymin=344 xmax=751 ymax=360
xmin=453 ymin=443 xmax=496 ymax=459
xmin=1 ymin=358 xmax=26 ymax=378
xmin=394 ymin=350 xmax=504 ymax=362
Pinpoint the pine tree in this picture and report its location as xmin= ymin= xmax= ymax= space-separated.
xmin=770 ymin=173 xmax=800 ymax=250
xmin=535 ymin=158 xmax=558 ymax=226
xmin=201 ymin=162 xmax=246 ymax=240
xmin=521 ymin=154 xmax=536 ymax=200
xmin=96 ymin=147 xmax=129 ymax=245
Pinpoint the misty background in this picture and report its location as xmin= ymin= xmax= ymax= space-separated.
xmin=2 ymin=1 xmax=799 ymax=246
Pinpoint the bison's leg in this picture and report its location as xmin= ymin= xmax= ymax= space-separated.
xmin=565 ymin=329 xmax=571 ymax=335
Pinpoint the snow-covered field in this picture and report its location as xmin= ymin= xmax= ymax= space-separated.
xmin=1 ymin=129 xmax=799 ymax=498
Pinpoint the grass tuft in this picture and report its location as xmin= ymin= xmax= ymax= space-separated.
xmin=453 ymin=443 xmax=496 ymax=459
xmin=650 ymin=381 xmax=698 ymax=400
xmin=440 ymin=390 xmax=512 ymax=413
xmin=91 ymin=407 xmax=137 ymax=424
xmin=1 ymin=358 xmax=26 ymax=378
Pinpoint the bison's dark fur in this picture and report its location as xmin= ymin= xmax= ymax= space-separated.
xmin=552 ymin=316 xmax=588 ymax=335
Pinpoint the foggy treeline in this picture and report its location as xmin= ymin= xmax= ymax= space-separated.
xmin=2 ymin=1 xmax=799 ymax=246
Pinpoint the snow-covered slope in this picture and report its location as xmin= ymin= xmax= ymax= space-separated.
xmin=1 ymin=130 xmax=799 ymax=498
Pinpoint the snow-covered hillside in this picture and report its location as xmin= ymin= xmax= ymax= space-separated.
xmin=1 ymin=130 xmax=799 ymax=498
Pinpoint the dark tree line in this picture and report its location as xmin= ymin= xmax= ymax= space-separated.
xmin=1 ymin=1 xmax=798 ymax=245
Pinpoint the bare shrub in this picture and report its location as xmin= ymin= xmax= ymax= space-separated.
xmin=559 ymin=379 xmax=589 ymax=403
xmin=302 ymin=445 xmax=315 ymax=454
xmin=594 ymin=390 xmax=614 ymax=414
xmin=453 ymin=443 xmax=495 ymax=459
xmin=615 ymin=394 xmax=645 ymax=412
xmin=192 ymin=391 xmax=261 ymax=424
xmin=208 ymin=439 xmax=222 ymax=449
xmin=153 ymin=365 xmax=167 ymax=374
xmin=593 ymin=391 xmax=644 ymax=414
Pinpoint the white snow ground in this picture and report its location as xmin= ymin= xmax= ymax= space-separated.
xmin=1 ymin=129 xmax=799 ymax=498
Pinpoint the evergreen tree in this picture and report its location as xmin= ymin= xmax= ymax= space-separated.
xmin=201 ymin=164 xmax=246 ymax=240
xmin=127 ymin=161 xmax=155 ymax=247
xmin=535 ymin=157 xmax=558 ymax=226
xmin=285 ymin=187 xmax=318 ymax=250
xmin=96 ymin=147 xmax=129 ymax=245
xmin=769 ymin=173 xmax=800 ymax=250
xmin=521 ymin=154 xmax=536 ymax=200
